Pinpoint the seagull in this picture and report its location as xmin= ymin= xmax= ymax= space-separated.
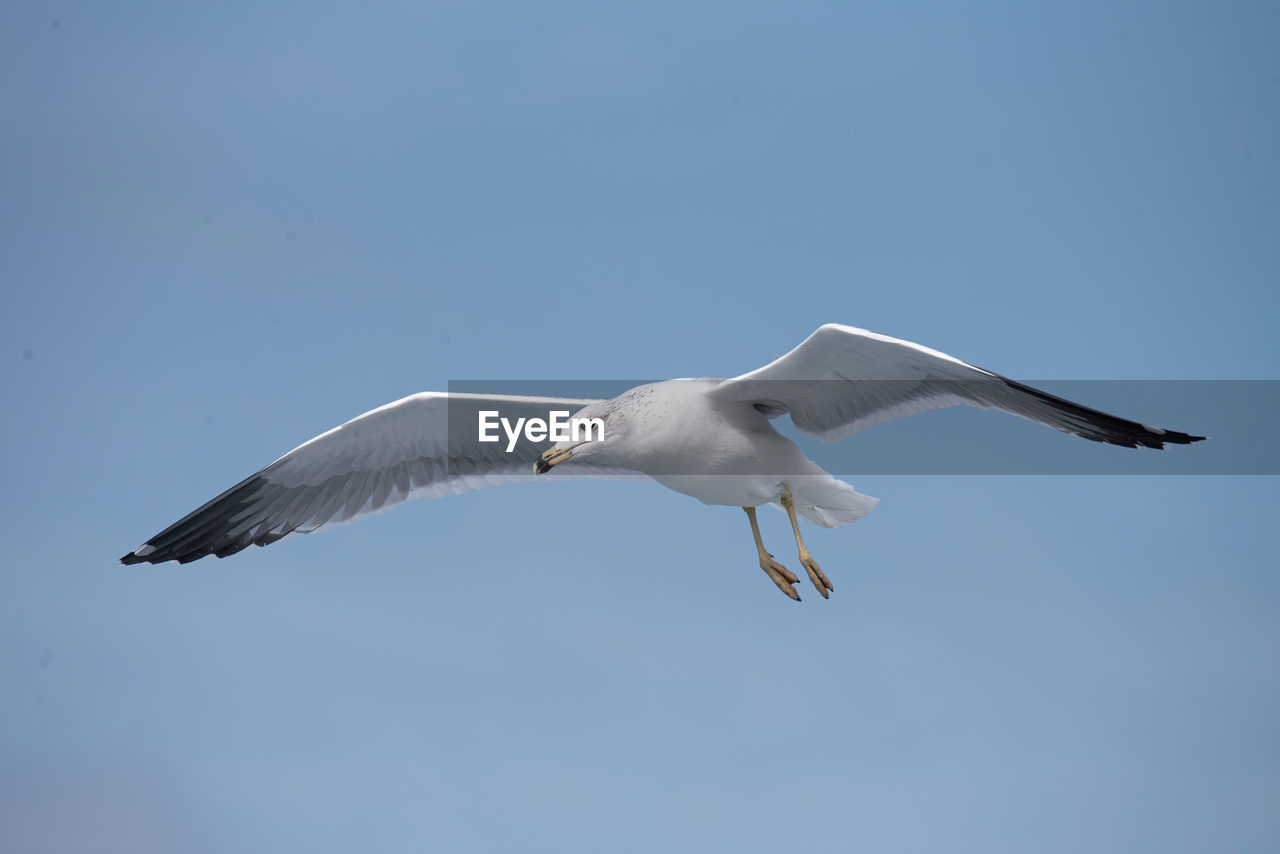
xmin=121 ymin=324 xmax=1204 ymax=600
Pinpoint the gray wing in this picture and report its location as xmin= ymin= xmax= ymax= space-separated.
xmin=121 ymin=393 xmax=640 ymax=565
xmin=710 ymin=324 xmax=1205 ymax=448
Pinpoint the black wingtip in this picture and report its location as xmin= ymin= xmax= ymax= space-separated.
xmin=996 ymin=377 xmax=1209 ymax=451
xmin=1149 ymin=429 xmax=1207 ymax=448
xmin=117 ymin=473 xmax=276 ymax=566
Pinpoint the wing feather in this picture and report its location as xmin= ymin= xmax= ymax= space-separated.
xmin=711 ymin=324 xmax=1205 ymax=448
xmin=122 ymin=392 xmax=641 ymax=565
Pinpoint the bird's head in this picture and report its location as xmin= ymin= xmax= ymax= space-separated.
xmin=533 ymin=400 xmax=616 ymax=474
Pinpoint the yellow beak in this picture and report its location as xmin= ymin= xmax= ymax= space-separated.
xmin=534 ymin=446 xmax=573 ymax=474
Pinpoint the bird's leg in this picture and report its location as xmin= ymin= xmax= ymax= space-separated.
xmin=781 ymin=485 xmax=834 ymax=599
xmin=744 ymin=506 xmax=801 ymax=601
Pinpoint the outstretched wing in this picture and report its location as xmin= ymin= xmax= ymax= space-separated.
xmin=710 ymin=324 xmax=1205 ymax=447
xmin=121 ymin=393 xmax=640 ymax=565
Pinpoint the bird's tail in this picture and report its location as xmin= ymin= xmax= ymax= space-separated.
xmin=778 ymin=476 xmax=879 ymax=528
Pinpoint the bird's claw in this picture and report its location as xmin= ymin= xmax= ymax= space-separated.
xmin=759 ymin=554 xmax=801 ymax=601
xmin=800 ymin=552 xmax=833 ymax=599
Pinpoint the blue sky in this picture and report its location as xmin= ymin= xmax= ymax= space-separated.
xmin=3 ymin=1 xmax=1278 ymax=852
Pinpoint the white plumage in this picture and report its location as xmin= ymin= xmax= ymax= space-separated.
xmin=122 ymin=325 xmax=1203 ymax=599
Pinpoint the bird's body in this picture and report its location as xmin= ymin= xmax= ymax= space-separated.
xmin=122 ymin=324 xmax=1204 ymax=599
xmin=568 ymin=378 xmax=875 ymax=524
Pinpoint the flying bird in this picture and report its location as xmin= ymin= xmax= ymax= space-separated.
xmin=121 ymin=324 xmax=1204 ymax=600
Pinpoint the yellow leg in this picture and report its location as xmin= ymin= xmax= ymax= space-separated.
xmin=744 ymin=506 xmax=801 ymax=601
xmin=781 ymin=485 xmax=834 ymax=598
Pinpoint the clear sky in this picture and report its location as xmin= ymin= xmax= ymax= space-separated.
xmin=3 ymin=2 xmax=1278 ymax=852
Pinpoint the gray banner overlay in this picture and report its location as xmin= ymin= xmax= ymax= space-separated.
xmin=446 ymin=380 xmax=1278 ymax=475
